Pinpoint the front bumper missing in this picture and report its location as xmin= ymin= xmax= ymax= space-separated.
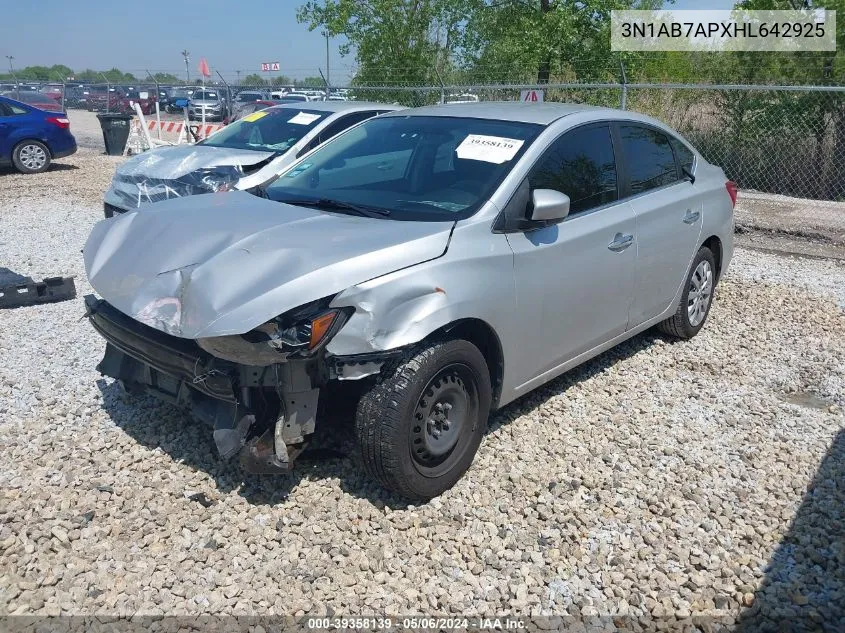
xmin=84 ymin=295 xmax=319 ymax=472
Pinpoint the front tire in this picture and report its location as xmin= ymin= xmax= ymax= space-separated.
xmin=355 ymin=339 xmax=492 ymax=501
xmin=657 ymin=246 xmax=716 ymax=339
xmin=12 ymin=140 xmax=51 ymax=174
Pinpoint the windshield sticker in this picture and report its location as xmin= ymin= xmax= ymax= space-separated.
xmin=242 ymin=111 xmax=268 ymax=123
xmin=455 ymin=134 xmax=524 ymax=164
xmin=286 ymin=162 xmax=312 ymax=177
xmin=288 ymin=112 xmax=322 ymax=125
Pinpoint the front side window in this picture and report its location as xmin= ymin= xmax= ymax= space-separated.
xmin=200 ymin=108 xmax=328 ymax=153
xmin=267 ymin=115 xmax=542 ymax=221
xmin=620 ymin=124 xmax=680 ymax=194
xmin=302 ymin=111 xmax=379 ymax=153
xmin=528 ymin=125 xmax=618 ymax=215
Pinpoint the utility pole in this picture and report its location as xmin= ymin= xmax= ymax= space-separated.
xmin=325 ymin=33 xmax=330 ymax=91
xmin=236 ymin=70 xmax=241 ymax=85
xmin=5 ymin=55 xmax=13 ymax=74
xmin=181 ymin=49 xmax=190 ymax=83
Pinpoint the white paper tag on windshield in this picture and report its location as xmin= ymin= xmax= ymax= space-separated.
xmin=288 ymin=112 xmax=322 ymax=125
xmin=455 ymin=134 xmax=524 ymax=164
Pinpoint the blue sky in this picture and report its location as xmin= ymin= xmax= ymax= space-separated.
xmin=1 ymin=0 xmax=737 ymax=83
xmin=0 ymin=0 xmax=353 ymax=82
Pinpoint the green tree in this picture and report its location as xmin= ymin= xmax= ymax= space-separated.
xmin=297 ymin=76 xmax=325 ymax=88
xmin=463 ymin=0 xmax=663 ymax=84
xmin=271 ymin=75 xmax=293 ymax=86
xmin=153 ymin=72 xmax=182 ymax=84
xmin=297 ymin=0 xmax=475 ymax=86
xmin=242 ymin=73 xmax=266 ymax=85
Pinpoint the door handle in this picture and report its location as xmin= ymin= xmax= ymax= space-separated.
xmin=683 ymin=209 xmax=701 ymax=224
xmin=608 ymin=233 xmax=634 ymax=252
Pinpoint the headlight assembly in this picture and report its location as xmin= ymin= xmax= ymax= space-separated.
xmin=196 ymin=301 xmax=351 ymax=366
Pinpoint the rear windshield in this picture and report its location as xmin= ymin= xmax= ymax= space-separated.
xmin=237 ymin=92 xmax=263 ymax=102
xmin=200 ymin=108 xmax=328 ymax=152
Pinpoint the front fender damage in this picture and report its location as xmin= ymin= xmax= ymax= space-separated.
xmin=326 ymin=281 xmax=456 ymax=381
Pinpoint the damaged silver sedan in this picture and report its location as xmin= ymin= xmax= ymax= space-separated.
xmin=84 ymin=103 xmax=734 ymax=500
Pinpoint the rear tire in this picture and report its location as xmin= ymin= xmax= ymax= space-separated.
xmin=12 ymin=140 xmax=51 ymax=174
xmin=657 ymin=246 xmax=716 ymax=339
xmin=355 ymin=339 xmax=492 ymax=501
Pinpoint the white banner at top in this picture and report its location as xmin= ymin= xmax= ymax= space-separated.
xmin=611 ymin=9 xmax=836 ymax=52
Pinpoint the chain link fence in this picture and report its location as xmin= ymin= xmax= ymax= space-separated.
xmin=347 ymin=82 xmax=845 ymax=205
xmin=5 ymin=75 xmax=844 ymax=238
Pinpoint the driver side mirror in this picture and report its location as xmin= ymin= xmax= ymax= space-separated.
xmin=529 ymin=189 xmax=570 ymax=224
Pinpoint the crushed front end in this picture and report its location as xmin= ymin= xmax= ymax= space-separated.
xmin=84 ymin=295 xmax=347 ymax=473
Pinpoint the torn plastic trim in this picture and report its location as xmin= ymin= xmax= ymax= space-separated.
xmin=328 ymin=348 xmax=405 ymax=381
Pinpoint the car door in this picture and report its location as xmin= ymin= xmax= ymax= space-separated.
xmin=617 ymin=124 xmax=703 ymax=327
xmin=0 ymin=100 xmax=29 ymax=160
xmin=505 ymin=123 xmax=637 ymax=377
xmin=0 ymin=101 xmax=14 ymax=157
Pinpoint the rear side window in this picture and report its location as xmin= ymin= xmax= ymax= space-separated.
xmin=528 ymin=125 xmax=618 ymax=215
xmin=670 ymin=137 xmax=695 ymax=174
xmin=619 ymin=125 xmax=679 ymax=194
xmin=0 ymin=102 xmax=26 ymax=116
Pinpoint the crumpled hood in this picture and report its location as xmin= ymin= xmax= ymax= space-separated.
xmin=84 ymin=192 xmax=453 ymax=339
xmin=116 ymin=145 xmax=275 ymax=180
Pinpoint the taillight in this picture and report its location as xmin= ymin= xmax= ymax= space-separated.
xmin=46 ymin=117 xmax=70 ymax=129
xmin=725 ymin=180 xmax=738 ymax=208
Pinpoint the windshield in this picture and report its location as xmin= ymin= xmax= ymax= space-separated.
xmin=237 ymin=92 xmax=262 ymax=102
xmin=171 ymin=90 xmax=188 ymax=98
xmin=266 ymin=115 xmax=541 ymax=221
xmin=193 ymin=90 xmax=219 ymax=100
xmin=200 ymin=107 xmax=328 ymax=152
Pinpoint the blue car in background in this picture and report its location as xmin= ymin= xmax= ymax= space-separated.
xmin=0 ymin=94 xmax=77 ymax=174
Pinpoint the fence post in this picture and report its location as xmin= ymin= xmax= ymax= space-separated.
xmin=51 ymin=71 xmax=66 ymax=111
xmin=99 ymin=73 xmax=111 ymax=113
xmin=216 ymin=70 xmax=232 ymax=120
xmin=619 ymin=61 xmax=628 ymax=110
xmin=434 ymin=66 xmax=446 ymax=105
xmin=319 ymin=68 xmax=330 ymax=100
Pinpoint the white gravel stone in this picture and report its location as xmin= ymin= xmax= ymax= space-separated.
xmin=0 ymin=149 xmax=842 ymax=627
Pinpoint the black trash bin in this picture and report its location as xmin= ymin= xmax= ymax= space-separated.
xmin=96 ymin=113 xmax=132 ymax=156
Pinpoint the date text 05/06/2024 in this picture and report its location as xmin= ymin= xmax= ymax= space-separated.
xmin=306 ymin=617 xmax=527 ymax=630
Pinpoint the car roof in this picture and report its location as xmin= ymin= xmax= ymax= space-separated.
xmin=380 ymin=101 xmax=609 ymax=125
xmin=268 ymin=101 xmax=404 ymax=113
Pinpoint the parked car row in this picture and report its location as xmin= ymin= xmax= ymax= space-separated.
xmin=81 ymin=99 xmax=735 ymax=501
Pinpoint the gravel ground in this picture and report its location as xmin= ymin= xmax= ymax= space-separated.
xmin=0 ymin=151 xmax=843 ymax=627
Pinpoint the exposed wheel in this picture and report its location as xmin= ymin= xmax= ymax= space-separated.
xmin=355 ymin=339 xmax=492 ymax=501
xmin=12 ymin=140 xmax=51 ymax=174
xmin=658 ymin=246 xmax=716 ymax=339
